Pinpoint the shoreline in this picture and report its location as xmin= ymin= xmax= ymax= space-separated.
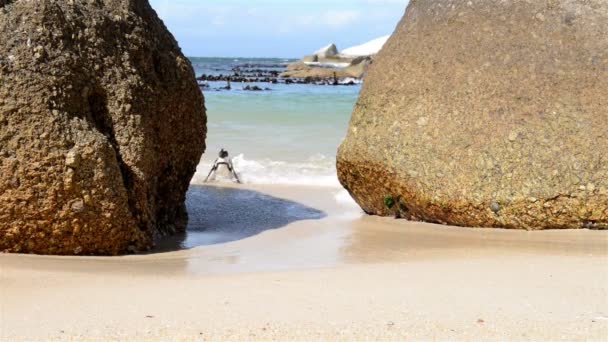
xmin=1 ymin=183 xmax=607 ymax=340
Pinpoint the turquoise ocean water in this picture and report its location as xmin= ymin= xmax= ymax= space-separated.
xmin=189 ymin=57 xmax=361 ymax=186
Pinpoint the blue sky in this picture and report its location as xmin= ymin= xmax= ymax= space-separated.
xmin=149 ymin=0 xmax=410 ymax=58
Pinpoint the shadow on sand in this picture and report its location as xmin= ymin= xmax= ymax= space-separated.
xmin=155 ymin=185 xmax=326 ymax=252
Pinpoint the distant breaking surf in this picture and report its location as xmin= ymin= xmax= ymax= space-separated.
xmin=192 ymin=154 xmax=341 ymax=187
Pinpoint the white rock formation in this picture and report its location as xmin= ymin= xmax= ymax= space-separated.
xmin=340 ymin=35 xmax=390 ymax=57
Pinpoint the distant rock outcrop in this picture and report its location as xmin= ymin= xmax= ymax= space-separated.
xmin=338 ymin=0 xmax=608 ymax=230
xmin=0 ymin=0 xmax=207 ymax=254
xmin=281 ymin=60 xmax=371 ymax=79
xmin=301 ymin=55 xmax=319 ymax=63
xmin=283 ymin=38 xmax=385 ymax=80
xmin=314 ymin=44 xmax=339 ymax=59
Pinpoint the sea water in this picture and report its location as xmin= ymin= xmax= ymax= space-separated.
xmin=189 ymin=57 xmax=360 ymax=187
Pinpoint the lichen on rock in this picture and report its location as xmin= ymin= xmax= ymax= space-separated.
xmin=337 ymin=0 xmax=608 ymax=230
xmin=0 ymin=0 xmax=206 ymax=254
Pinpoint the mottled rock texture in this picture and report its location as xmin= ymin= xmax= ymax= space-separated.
xmin=0 ymin=0 xmax=206 ymax=254
xmin=338 ymin=0 xmax=607 ymax=230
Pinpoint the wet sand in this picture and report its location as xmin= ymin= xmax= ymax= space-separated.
xmin=1 ymin=184 xmax=607 ymax=340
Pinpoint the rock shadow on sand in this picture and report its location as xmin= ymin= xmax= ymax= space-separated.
xmin=156 ymin=185 xmax=326 ymax=252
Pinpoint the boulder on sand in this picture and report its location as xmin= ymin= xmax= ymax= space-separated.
xmin=337 ymin=0 xmax=608 ymax=230
xmin=0 ymin=0 xmax=206 ymax=254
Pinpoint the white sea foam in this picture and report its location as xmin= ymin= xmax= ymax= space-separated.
xmin=333 ymin=189 xmax=358 ymax=207
xmin=192 ymin=154 xmax=341 ymax=187
xmin=333 ymin=189 xmax=363 ymax=218
xmin=304 ymin=61 xmax=351 ymax=68
xmin=339 ymin=77 xmax=362 ymax=84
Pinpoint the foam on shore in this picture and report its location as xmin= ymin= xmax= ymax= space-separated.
xmin=192 ymin=153 xmax=341 ymax=187
xmin=303 ymin=61 xmax=351 ymax=68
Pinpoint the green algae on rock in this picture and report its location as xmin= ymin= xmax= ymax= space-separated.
xmin=337 ymin=0 xmax=608 ymax=230
xmin=0 ymin=0 xmax=206 ymax=255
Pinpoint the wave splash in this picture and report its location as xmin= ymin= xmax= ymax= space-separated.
xmin=191 ymin=154 xmax=340 ymax=187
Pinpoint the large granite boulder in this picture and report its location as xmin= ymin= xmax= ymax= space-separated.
xmin=0 ymin=0 xmax=206 ymax=254
xmin=337 ymin=0 xmax=607 ymax=230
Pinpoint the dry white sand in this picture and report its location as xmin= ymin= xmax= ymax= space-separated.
xmin=1 ymin=184 xmax=607 ymax=341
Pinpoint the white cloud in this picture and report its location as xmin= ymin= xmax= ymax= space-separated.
xmin=278 ymin=10 xmax=361 ymax=34
xmin=211 ymin=16 xmax=226 ymax=28
xmin=323 ymin=10 xmax=361 ymax=29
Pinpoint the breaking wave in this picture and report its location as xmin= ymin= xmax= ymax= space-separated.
xmin=191 ymin=153 xmax=341 ymax=187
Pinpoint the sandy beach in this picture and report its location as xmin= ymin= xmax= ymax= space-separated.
xmin=2 ymin=0 xmax=607 ymax=340
xmin=1 ymin=184 xmax=607 ymax=340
